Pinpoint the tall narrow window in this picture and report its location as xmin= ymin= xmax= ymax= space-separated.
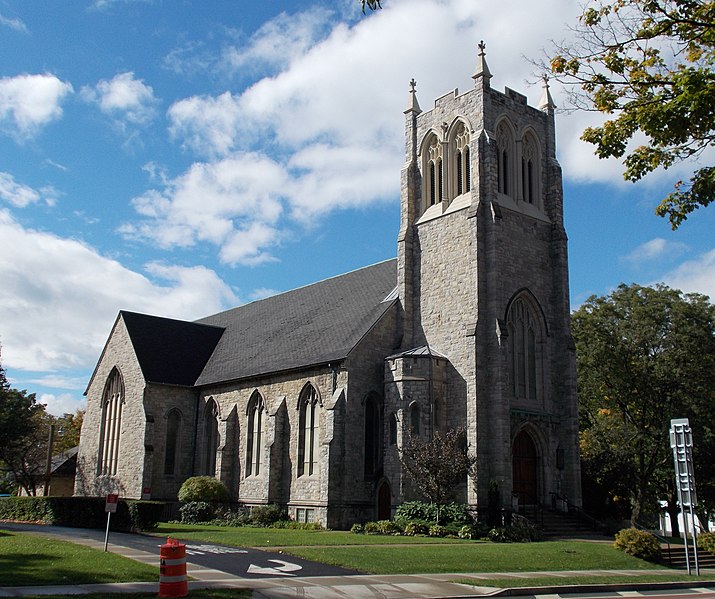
xmin=298 ymin=384 xmax=319 ymax=476
xmin=409 ymin=402 xmax=420 ymax=435
xmin=425 ymin=134 xmax=443 ymax=209
xmin=496 ymin=120 xmax=514 ymax=197
xmin=521 ymin=133 xmax=540 ymax=206
xmin=164 ymin=409 xmax=181 ymax=475
xmin=364 ymin=394 xmax=383 ymax=479
xmin=389 ymin=413 xmax=397 ymax=446
xmin=508 ymin=297 xmax=542 ymax=401
xmin=246 ymin=391 xmax=264 ymax=477
xmin=453 ymin=122 xmax=471 ymax=198
xmin=203 ymin=399 xmax=219 ymax=476
xmin=98 ymin=368 xmax=124 ymax=476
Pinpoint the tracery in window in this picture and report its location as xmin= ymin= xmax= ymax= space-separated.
xmin=426 ymin=134 xmax=443 ymax=207
xmin=246 ymin=391 xmax=264 ymax=477
xmin=521 ymin=133 xmax=540 ymax=206
xmin=507 ymin=297 xmax=543 ymax=401
xmin=98 ymin=368 xmax=124 ymax=476
xmin=164 ymin=409 xmax=181 ymax=475
xmin=364 ymin=393 xmax=383 ymax=479
xmin=453 ymin=122 xmax=471 ymax=197
xmin=203 ymin=399 xmax=219 ymax=476
xmin=496 ymin=120 xmax=514 ymax=197
xmin=298 ymin=384 xmax=319 ymax=477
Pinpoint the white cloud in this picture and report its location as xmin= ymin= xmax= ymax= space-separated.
xmin=659 ymin=249 xmax=715 ymax=301
xmin=624 ymin=238 xmax=688 ymax=266
xmin=0 ymin=13 xmax=28 ymax=33
xmin=39 ymin=393 xmax=86 ymax=417
xmin=0 ymin=74 xmax=73 ymax=140
xmin=122 ymin=154 xmax=286 ymax=265
xmin=221 ymin=9 xmax=334 ymax=75
xmin=0 ymin=210 xmax=238 ymax=373
xmin=82 ymin=71 xmax=158 ymax=126
xmin=0 ymin=172 xmax=59 ymax=208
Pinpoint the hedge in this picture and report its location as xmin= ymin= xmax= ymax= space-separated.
xmin=0 ymin=496 xmax=163 ymax=532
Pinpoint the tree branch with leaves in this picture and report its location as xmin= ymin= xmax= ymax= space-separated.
xmin=549 ymin=0 xmax=715 ymax=228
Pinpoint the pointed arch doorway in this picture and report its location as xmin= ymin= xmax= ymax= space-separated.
xmin=512 ymin=430 xmax=538 ymax=506
xmin=377 ymin=482 xmax=391 ymax=521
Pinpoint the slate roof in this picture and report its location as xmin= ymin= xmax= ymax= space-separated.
xmin=194 ymin=258 xmax=398 ymax=386
xmin=120 ymin=311 xmax=225 ymax=386
xmin=114 ymin=259 xmax=398 ymax=389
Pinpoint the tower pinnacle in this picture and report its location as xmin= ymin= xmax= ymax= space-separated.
xmin=472 ymin=40 xmax=492 ymax=86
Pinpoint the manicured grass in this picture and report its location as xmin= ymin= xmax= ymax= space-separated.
xmin=279 ymin=541 xmax=669 ymax=574
xmin=155 ymin=522 xmax=469 ymax=547
xmin=0 ymin=529 xmax=159 ymax=586
xmin=456 ymin=573 xmax=715 ymax=588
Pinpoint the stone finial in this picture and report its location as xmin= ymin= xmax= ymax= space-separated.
xmin=538 ymin=74 xmax=556 ymax=112
xmin=404 ymin=78 xmax=422 ymax=115
xmin=472 ymin=40 xmax=492 ymax=85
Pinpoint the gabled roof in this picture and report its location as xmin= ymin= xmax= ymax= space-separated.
xmin=194 ymin=259 xmax=398 ymax=386
xmin=120 ymin=311 xmax=225 ymax=386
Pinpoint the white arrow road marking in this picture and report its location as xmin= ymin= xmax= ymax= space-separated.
xmin=247 ymin=559 xmax=303 ymax=576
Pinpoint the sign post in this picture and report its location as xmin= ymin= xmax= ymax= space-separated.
xmin=670 ymin=418 xmax=699 ymax=575
xmin=104 ymin=493 xmax=119 ymax=552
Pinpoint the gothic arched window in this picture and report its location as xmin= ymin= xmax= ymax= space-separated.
xmin=521 ymin=133 xmax=540 ymax=206
xmin=164 ymin=409 xmax=181 ymax=475
xmin=364 ymin=393 xmax=383 ymax=479
xmin=97 ymin=368 xmax=124 ymax=476
xmin=507 ymin=297 xmax=543 ymax=401
xmin=423 ymin=133 xmax=443 ymax=210
xmin=203 ymin=399 xmax=219 ymax=476
xmin=409 ymin=402 xmax=420 ymax=435
xmin=453 ymin=122 xmax=471 ymax=198
xmin=246 ymin=391 xmax=264 ymax=477
xmin=389 ymin=413 xmax=398 ymax=446
xmin=496 ymin=120 xmax=515 ymax=197
xmin=298 ymin=384 xmax=319 ymax=477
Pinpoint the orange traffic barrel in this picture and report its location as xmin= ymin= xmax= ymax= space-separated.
xmin=159 ymin=537 xmax=188 ymax=598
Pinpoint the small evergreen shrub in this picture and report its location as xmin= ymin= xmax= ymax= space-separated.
xmin=429 ymin=524 xmax=449 ymax=537
xmin=363 ymin=521 xmax=379 ymax=534
xmin=613 ymin=528 xmax=662 ymax=562
xmin=486 ymin=515 xmax=541 ymax=543
xmin=350 ymin=523 xmax=365 ymax=534
xmin=177 ymin=476 xmax=229 ymax=502
xmin=179 ymin=501 xmax=214 ymax=524
xmin=403 ymin=521 xmax=429 ymax=536
xmin=375 ymin=520 xmax=402 ymax=535
xmin=458 ymin=524 xmax=475 ymax=539
xmin=250 ymin=503 xmax=286 ymax=526
xmin=698 ymin=531 xmax=715 ymax=553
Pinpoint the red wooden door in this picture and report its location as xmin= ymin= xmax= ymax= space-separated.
xmin=512 ymin=431 xmax=538 ymax=505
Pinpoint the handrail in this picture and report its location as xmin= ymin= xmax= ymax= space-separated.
xmin=551 ymin=492 xmax=608 ymax=534
xmin=512 ymin=490 xmax=544 ymax=528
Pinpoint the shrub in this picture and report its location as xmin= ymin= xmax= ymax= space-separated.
xmin=395 ymin=501 xmax=438 ymax=523
xmin=177 ymin=476 xmax=229 ymax=503
xmin=486 ymin=515 xmax=541 ymax=543
xmin=375 ymin=520 xmax=402 ymax=535
xmin=0 ymin=496 xmax=162 ymax=532
xmin=613 ymin=528 xmax=662 ymax=562
xmin=429 ymin=524 xmax=449 ymax=537
xmin=363 ymin=521 xmax=381 ymax=534
xmin=271 ymin=520 xmax=323 ymax=530
xmin=403 ymin=521 xmax=429 ymax=536
xmin=213 ymin=505 xmax=251 ymax=527
xmin=179 ymin=501 xmax=214 ymax=524
xmin=250 ymin=504 xmax=286 ymax=526
xmin=350 ymin=523 xmax=365 ymax=534
xmin=458 ymin=524 xmax=475 ymax=539
xmin=698 ymin=531 xmax=715 ymax=553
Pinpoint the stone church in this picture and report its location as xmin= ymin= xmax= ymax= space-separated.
xmin=75 ymin=46 xmax=582 ymax=529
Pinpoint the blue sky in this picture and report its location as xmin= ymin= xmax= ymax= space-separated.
xmin=1 ymin=0 xmax=713 ymax=416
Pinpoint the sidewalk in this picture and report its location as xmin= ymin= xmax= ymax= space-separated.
xmin=2 ymin=523 xmax=714 ymax=598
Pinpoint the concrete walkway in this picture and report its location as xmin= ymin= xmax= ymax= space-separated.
xmin=2 ymin=523 xmax=714 ymax=598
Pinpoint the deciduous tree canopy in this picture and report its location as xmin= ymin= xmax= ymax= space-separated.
xmin=572 ymin=283 xmax=715 ymax=529
xmin=550 ymin=0 xmax=715 ymax=228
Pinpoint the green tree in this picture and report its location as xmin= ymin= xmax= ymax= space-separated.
xmin=0 ymin=347 xmax=49 ymax=495
xmin=572 ymin=284 xmax=715 ymax=529
xmin=549 ymin=0 xmax=715 ymax=228
xmin=360 ymin=0 xmax=382 ymax=12
xmin=399 ymin=427 xmax=477 ymax=520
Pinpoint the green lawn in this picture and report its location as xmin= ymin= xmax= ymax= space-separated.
xmin=0 ymin=529 xmax=158 ymax=587
xmin=457 ymin=573 xmax=715 ymax=588
xmin=279 ymin=540 xmax=669 ymax=574
xmin=155 ymin=522 xmax=469 ymax=547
